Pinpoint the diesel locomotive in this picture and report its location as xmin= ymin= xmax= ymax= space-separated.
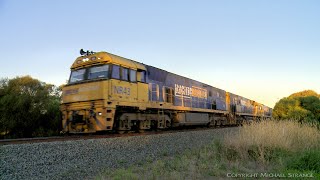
xmin=60 ymin=50 xmax=272 ymax=133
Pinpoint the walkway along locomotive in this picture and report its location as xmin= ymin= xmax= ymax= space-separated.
xmin=60 ymin=50 xmax=272 ymax=133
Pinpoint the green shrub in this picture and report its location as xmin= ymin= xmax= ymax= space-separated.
xmin=286 ymin=150 xmax=320 ymax=173
xmin=0 ymin=76 xmax=61 ymax=138
xmin=273 ymin=90 xmax=320 ymax=123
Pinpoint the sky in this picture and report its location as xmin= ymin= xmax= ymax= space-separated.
xmin=0 ymin=0 xmax=319 ymax=108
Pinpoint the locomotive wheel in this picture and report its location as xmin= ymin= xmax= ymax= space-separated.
xmin=118 ymin=130 xmax=126 ymax=134
xmin=138 ymin=129 xmax=145 ymax=133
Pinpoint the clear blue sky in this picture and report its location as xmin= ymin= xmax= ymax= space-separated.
xmin=1 ymin=0 xmax=319 ymax=107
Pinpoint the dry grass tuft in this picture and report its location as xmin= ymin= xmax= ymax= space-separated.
xmin=223 ymin=120 xmax=320 ymax=163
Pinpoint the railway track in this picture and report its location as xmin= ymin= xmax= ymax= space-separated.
xmin=2 ymin=126 xmax=239 ymax=179
xmin=0 ymin=132 xmax=154 ymax=145
xmin=0 ymin=125 xmax=237 ymax=145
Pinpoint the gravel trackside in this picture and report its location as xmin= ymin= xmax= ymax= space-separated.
xmin=0 ymin=127 xmax=239 ymax=180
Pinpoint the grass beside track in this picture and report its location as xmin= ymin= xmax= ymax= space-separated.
xmin=97 ymin=120 xmax=320 ymax=179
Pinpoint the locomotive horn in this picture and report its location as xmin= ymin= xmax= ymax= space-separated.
xmin=80 ymin=49 xmax=86 ymax=55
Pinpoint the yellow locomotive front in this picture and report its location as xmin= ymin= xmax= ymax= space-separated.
xmin=60 ymin=50 xmax=148 ymax=133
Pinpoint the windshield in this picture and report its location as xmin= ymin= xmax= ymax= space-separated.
xmin=88 ymin=65 xmax=109 ymax=79
xmin=69 ymin=64 xmax=109 ymax=84
xmin=69 ymin=69 xmax=85 ymax=83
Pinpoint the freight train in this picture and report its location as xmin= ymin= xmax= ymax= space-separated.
xmin=60 ymin=50 xmax=272 ymax=133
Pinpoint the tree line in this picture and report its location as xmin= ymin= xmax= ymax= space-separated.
xmin=273 ymin=90 xmax=320 ymax=124
xmin=0 ymin=76 xmax=61 ymax=138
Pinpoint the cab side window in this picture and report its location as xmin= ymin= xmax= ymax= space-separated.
xmin=140 ymin=71 xmax=146 ymax=82
xmin=130 ymin=69 xmax=136 ymax=82
xmin=121 ymin=67 xmax=129 ymax=81
xmin=137 ymin=70 xmax=146 ymax=83
xmin=112 ymin=65 xmax=120 ymax=79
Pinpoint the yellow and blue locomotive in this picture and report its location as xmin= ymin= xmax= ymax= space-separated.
xmin=60 ymin=50 xmax=272 ymax=133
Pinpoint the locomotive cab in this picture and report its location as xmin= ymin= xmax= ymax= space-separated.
xmin=60 ymin=51 xmax=148 ymax=133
